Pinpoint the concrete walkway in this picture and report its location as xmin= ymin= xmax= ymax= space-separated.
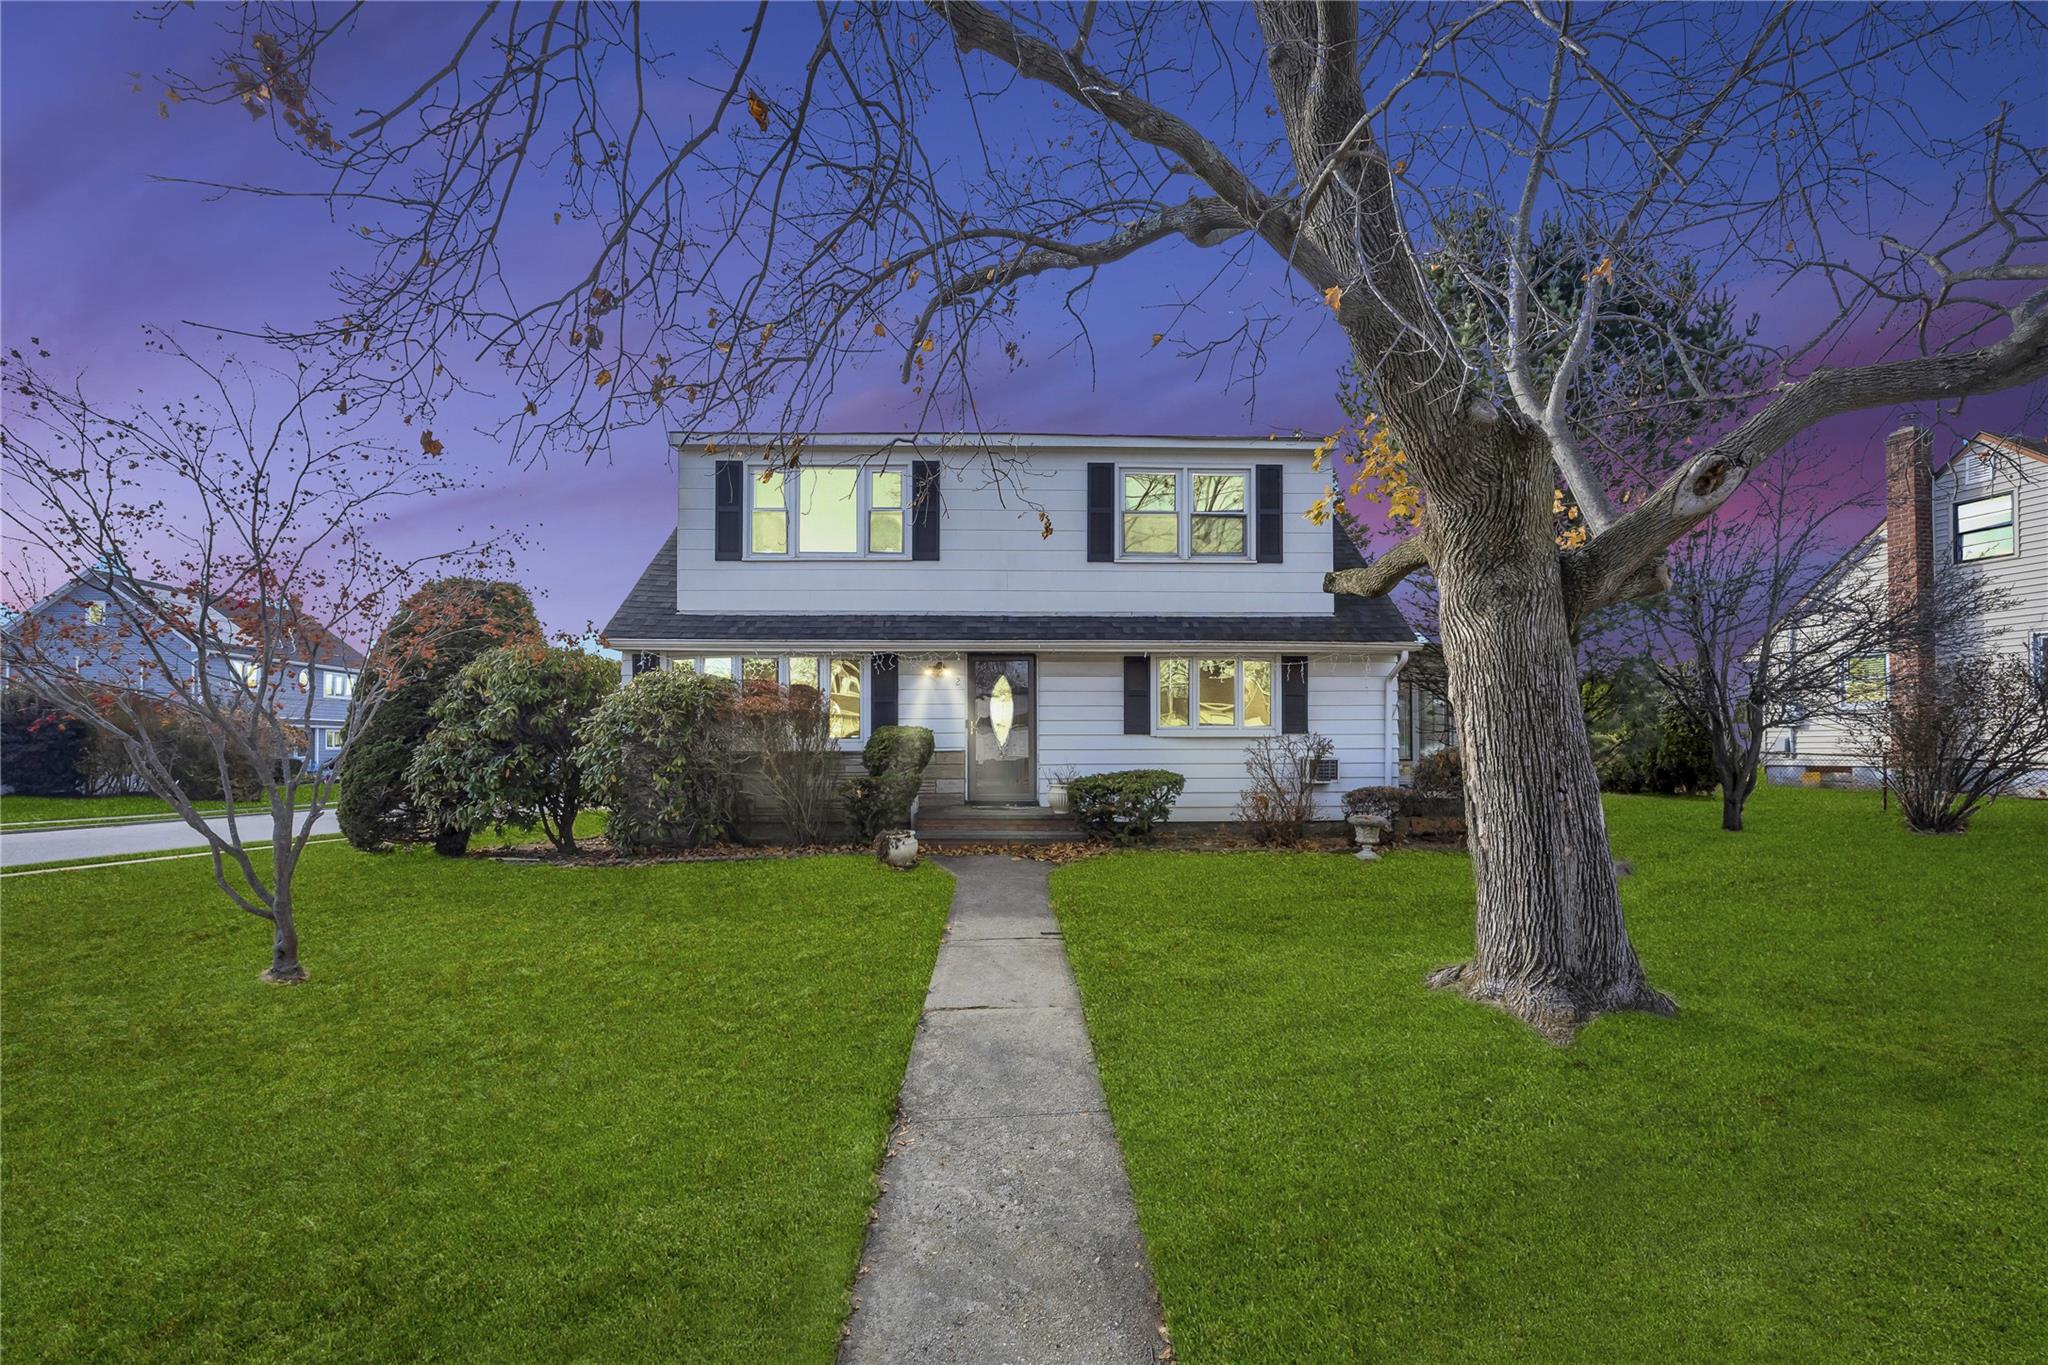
xmin=0 ymin=810 xmax=340 ymax=868
xmin=841 ymin=856 xmax=1163 ymax=1365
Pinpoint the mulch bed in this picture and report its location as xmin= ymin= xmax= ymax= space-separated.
xmin=477 ymin=827 xmax=1362 ymax=868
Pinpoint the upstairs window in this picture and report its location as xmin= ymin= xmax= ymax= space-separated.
xmin=1842 ymin=655 xmax=1886 ymax=704
xmin=1122 ymin=471 xmax=1179 ymax=556
xmin=748 ymin=466 xmax=907 ymax=558
xmin=322 ymin=670 xmax=355 ymax=698
xmin=1120 ymin=467 xmax=1251 ymax=559
xmin=1954 ymin=492 xmax=2014 ymax=561
xmin=84 ymin=599 xmax=107 ymax=625
xmin=231 ymin=658 xmax=264 ymax=689
xmin=1156 ymin=656 xmax=1275 ymax=730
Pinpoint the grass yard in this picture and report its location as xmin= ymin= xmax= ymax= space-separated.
xmin=0 ymin=793 xmax=229 ymax=829
xmin=1052 ymin=785 xmax=2047 ymax=1363
xmin=2 ymin=843 xmax=952 ymax=1362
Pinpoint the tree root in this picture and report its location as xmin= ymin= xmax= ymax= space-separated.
xmin=1426 ymin=962 xmax=1676 ymax=1045
xmin=259 ymin=965 xmax=310 ymax=985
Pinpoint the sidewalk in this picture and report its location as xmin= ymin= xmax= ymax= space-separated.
xmin=0 ymin=810 xmax=340 ymax=869
xmin=840 ymin=855 xmax=1164 ymax=1365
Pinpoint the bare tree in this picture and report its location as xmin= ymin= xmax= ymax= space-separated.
xmin=152 ymin=4 xmax=2048 ymax=1037
xmin=1854 ymin=654 xmax=2048 ymax=833
xmin=1 ymin=336 xmax=514 ymax=982
xmin=1638 ymin=447 xmax=1999 ymax=832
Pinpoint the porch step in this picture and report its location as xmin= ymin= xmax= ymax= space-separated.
xmin=917 ymin=804 xmax=1077 ymax=843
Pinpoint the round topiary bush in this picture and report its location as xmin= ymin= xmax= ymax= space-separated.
xmin=575 ymin=668 xmax=743 ymax=853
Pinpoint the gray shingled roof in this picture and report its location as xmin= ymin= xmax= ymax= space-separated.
xmin=604 ymin=521 xmax=1412 ymax=646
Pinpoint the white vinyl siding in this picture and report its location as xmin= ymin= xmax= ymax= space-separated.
xmin=672 ymin=442 xmax=1333 ymax=615
xmin=1036 ymin=652 xmax=1397 ymax=821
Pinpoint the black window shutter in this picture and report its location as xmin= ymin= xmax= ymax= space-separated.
xmin=911 ymin=460 xmax=942 ymax=560
xmin=871 ymin=654 xmax=899 ymax=728
xmin=1255 ymin=464 xmax=1284 ymax=563
xmin=1123 ymin=655 xmax=1150 ymax=734
xmin=1088 ymin=463 xmax=1115 ymax=562
xmin=713 ymin=461 xmax=743 ymax=561
xmin=1281 ymin=655 xmax=1309 ymax=733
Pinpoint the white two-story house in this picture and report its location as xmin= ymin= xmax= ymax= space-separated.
xmin=1764 ymin=427 xmax=2048 ymax=790
xmin=602 ymin=433 xmax=1417 ymax=823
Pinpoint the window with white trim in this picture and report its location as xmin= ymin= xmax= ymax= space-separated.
xmin=679 ymin=655 xmax=864 ymax=739
xmin=231 ymin=658 xmax=264 ymax=689
xmin=322 ymin=727 xmax=346 ymax=749
xmin=748 ymin=466 xmax=908 ymax=558
xmin=1155 ymin=656 xmax=1275 ymax=731
xmin=1954 ymin=492 xmax=2015 ymax=561
xmin=1120 ymin=467 xmax=1251 ymax=559
xmin=322 ymin=670 xmax=356 ymax=699
xmin=84 ymin=599 xmax=107 ymax=624
xmin=1842 ymin=655 xmax=1886 ymax=704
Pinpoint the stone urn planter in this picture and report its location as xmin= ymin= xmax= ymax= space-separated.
xmin=1347 ymin=810 xmax=1393 ymax=861
xmin=876 ymin=829 xmax=920 ymax=869
xmin=1045 ymin=780 xmax=1070 ymax=815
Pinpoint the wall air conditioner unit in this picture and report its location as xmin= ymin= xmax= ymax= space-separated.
xmin=1300 ymin=757 xmax=1340 ymax=785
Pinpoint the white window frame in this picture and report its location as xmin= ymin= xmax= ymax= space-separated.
xmin=677 ymin=654 xmax=868 ymax=742
xmin=1953 ymin=491 xmax=2016 ymax=562
xmin=745 ymin=464 xmax=911 ymax=561
xmin=83 ymin=599 xmax=107 ymax=625
xmin=321 ymin=727 xmax=346 ymax=750
xmin=1152 ymin=654 xmax=1279 ymax=734
xmin=1115 ymin=465 xmax=1255 ymax=562
xmin=230 ymin=657 xmax=264 ymax=689
xmin=321 ymin=670 xmax=356 ymax=699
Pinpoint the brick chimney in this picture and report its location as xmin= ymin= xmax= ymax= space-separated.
xmin=1885 ymin=425 xmax=1935 ymax=698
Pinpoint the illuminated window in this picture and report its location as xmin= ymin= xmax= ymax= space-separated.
xmin=84 ymin=599 xmax=107 ymax=624
xmin=1190 ymin=473 xmax=1247 ymax=556
xmin=1842 ymin=656 xmax=1886 ymax=703
xmin=747 ymin=465 xmax=908 ymax=557
xmin=1122 ymin=471 xmax=1179 ymax=556
xmin=231 ymin=658 xmax=263 ymax=689
xmin=1155 ymin=656 xmax=1278 ymax=730
xmin=868 ymin=470 xmax=905 ymax=555
xmin=1954 ymin=493 xmax=2014 ymax=561
xmin=322 ymin=670 xmax=356 ymax=698
xmin=828 ymin=658 xmax=863 ymax=739
xmin=751 ymin=471 xmax=789 ymax=554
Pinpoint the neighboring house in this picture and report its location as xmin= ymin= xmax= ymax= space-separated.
xmin=1 ymin=566 xmax=364 ymax=769
xmin=603 ymin=433 xmax=1416 ymax=824
xmin=1762 ymin=426 xmax=2048 ymax=790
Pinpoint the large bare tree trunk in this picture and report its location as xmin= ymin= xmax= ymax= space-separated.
xmin=1422 ymin=468 xmax=1676 ymax=1042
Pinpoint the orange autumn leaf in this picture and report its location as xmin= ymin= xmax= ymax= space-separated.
xmin=746 ymin=92 xmax=769 ymax=132
xmin=419 ymin=430 xmax=445 ymax=457
xmin=594 ymin=368 xmax=612 ymax=388
xmin=1323 ymin=284 xmax=1344 ymax=314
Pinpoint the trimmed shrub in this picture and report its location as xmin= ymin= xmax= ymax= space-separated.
xmin=338 ymin=578 xmax=542 ymax=853
xmin=1411 ymin=745 xmax=1464 ymax=795
xmin=407 ymin=645 xmax=618 ymax=854
xmin=841 ymin=724 xmax=935 ymax=839
xmin=576 ymin=669 xmax=742 ymax=853
xmin=1068 ymin=769 xmax=1185 ymax=843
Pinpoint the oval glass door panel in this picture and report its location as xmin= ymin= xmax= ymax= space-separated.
xmin=990 ymin=674 xmax=1015 ymax=747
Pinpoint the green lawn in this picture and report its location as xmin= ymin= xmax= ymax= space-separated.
xmin=0 ymin=793 xmax=229 ymax=829
xmin=2 ymin=844 xmax=952 ymax=1362
xmin=1051 ymin=785 xmax=2047 ymax=1363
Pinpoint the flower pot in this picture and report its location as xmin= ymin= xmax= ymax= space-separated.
xmin=1046 ymin=781 xmax=1069 ymax=814
xmin=1347 ymin=811 xmax=1392 ymax=861
xmin=877 ymin=829 xmax=920 ymax=869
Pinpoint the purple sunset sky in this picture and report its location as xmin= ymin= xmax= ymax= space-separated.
xmin=4 ymin=3 xmax=2044 ymax=640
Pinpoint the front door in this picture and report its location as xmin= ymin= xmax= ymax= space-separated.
xmin=967 ymin=655 xmax=1035 ymax=804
